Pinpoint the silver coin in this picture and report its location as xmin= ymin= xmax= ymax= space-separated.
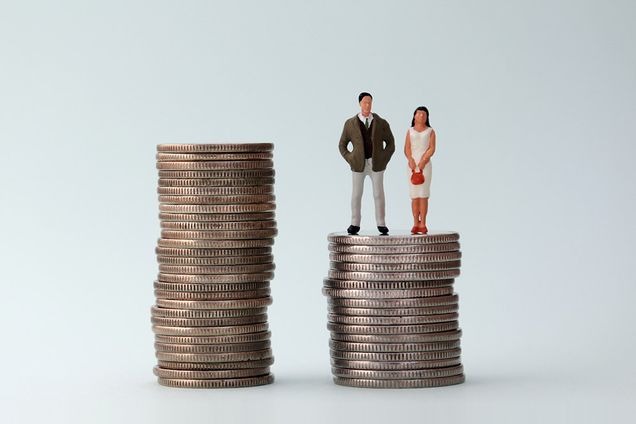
xmin=158 ymin=186 xmax=274 ymax=196
xmin=328 ymin=305 xmax=459 ymax=317
xmin=155 ymin=297 xmax=273 ymax=310
xmin=323 ymin=279 xmax=454 ymax=290
xmin=157 ymin=255 xmax=273 ymax=266
xmin=159 ymin=194 xmax=276 ymax=205
xmin=155 ymin=331 xmax=271 ymax=345
xmin=158 ymin=272 xmax=273 ymax=283
xmin=157 ymin=160 xmax=274 ymax=171
xmin=328 ymin=242 xmax=461 ymax=254
xmin=151 ymin=306 xmax=268 ymax=318
xmin=322 ymin=287 xmax=454 ymax=299
xmin=159 ymin=203 xmax=276 ymax=214
xmin=327 ymin=313 xmax=459 ymax=326
xmin=153 ymin=288 xmax=271 ymax=300
xmin=158 ymin=263 xmax=275 ymax=275
xmin=154 ymin=340 xmax=271 ymax=353
xmin=154 ymin=366 xmax=271 ymax=379
xmin=157 ymin=238 xmax=274 ymax=249
xmin=330 ymin=357 xmax=462 ymax=370
xmin=158 ymin=169 xmax=275 ymax=179
xmin=333 ymin=374 xmax=465 ymax=388
xmin=153 ymin=282 xmax=270 ymax=293
xmin=329 ymin=340 xmax=461 ymax=353
xmin=327 ymin=269 xmax=461 ymax=281
xmin=156 ymin=152 xmax=273 ymax=162
xmin=159 ymin=212 xmax=275 ymax=222
xmin=155 ymin=246 xmax=272 ymax=257
xmin=152 ymin=323 xmax=269 ymax=336
xmin=329 ymin=252 xmax=461 ymax=264
xmin=157 ymin=357 xmax=274 ymax=370
xmin=332 ymin=365 xmax=464 ymax=380
xmin=330 ymin=261 xmax=461 ymax=272
xmin=151 ymin=315 xmax=268 ymax=327
xmin=157 ymin=374 xmax=274 ymax=388
xmin=327 ymin=294 xmax=458 ymax=309
xmin=160 ymin=229 xmax=278 ymax=240
xmin=157 ymin=143 xmax=274 ymax=153
xmin=159 ymin=177 xmax=275 ymax=187
xmin=329 ymin=348 xmax=461 ymax=362
xmin=328 ymin=232 xmax=460 ymax=245
xmin=160 ymin=220 xmax=276 ymax=230
xmin=330 ymin=330 xmax=462 ymax=344
xmin=327 ymin=321 xmax=459 ymax=335
xmin=156 ymin=349 xmax=273 ymax=363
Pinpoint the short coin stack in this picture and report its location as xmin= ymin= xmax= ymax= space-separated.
xmin=323 ymin=232 xmax=465 ymax=389
xmin=152 ymin=143 xmax=277 ymax=388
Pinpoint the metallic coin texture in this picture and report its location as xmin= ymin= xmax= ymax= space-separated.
xmin=155 ymin=348 xmax=273 ymax=363
xmin=150 ymin=315 xmax=268 ymax=327
xmin=154 ymin=331 xmax=271 ymax=345
xmin=155 ymin=340 xmax=271 ymax=353
xmin=159 ymin=177 xmax=275 ymax=187
xmin=152 ymin=323 xmax=269 ymax=336
xmin=157 ymin=239 xmax=275 ymax=249
xmin=159 ymin=194 xmax=276 ymax=205
xmin=157 ymin=374 xmax=274 ymax=388
xmin=326 ymin=321 xmax=459 ymax=335
xmin=159 ymin=203 xmax=276 ymax=214
xmin=330 ymin=261 xmax=461 ymax=272
xmin=156 ymin=255 xmax=273 ymax=266
xmin=329 ymin=340 xmax=461 ymax=353
xmin=158 ymin=169 xmax=275 ymax=179
xmin=328 ymin=305 xmax=459 ymax=317
xmin=327 ymin=313 xmax=459 ymax=326
xmin=156 ymin=152 xmax=273 ymax=161
xmin=332 ymin=365 xmax=464 ymax=380
xmin=327 ymin=269 xmax=461 ymax=281
xmin=157 ymin=143 xmax=273 ymax=153
xmin=332 ymin=374 xmax=465 ymax=388
xmin=328 ymin=242 xmax=461 ymax=254
xmin=329 ymin=348 xmax=462 ymax=362
xmin=323 ymin=279 xmax=454 ymax=290
xmin=327 ymin=295 xmax=459 ymax=309
xmin=157 ymin=160 xmax=274 ymax=171
xmin=153 ymin=288 xmax=271 ymax=301
xmin=154 ymin=366 xmax=271 ymax=379
xmin=158 ymin=272 xmax=274 ymax=283
xmin=160 ymin=220 xmax=276 ymax=230
xmin=157 ymin=357 xmax=274 ymax=370
xmin=153 ymin=282 xmax=270 ymax=293
xmin=322 ymin=287 xmax=454 ymax=299
xmin=160 ymin=229 xmax=278 ymax=240
xmin=330 ymin=330 xmax=462 ymax=344
xmin=327 ymin=232 xmax=460 ymax=245
xmin=158 ymin=263 xmax=276 ymax=275
xmin=330 ymin=357 xmax=462 ymax=370
xmin=155 ymin=297 xmax=273 ymax=310
xmin=151 ymin=306 xmax=268 ymax=318
xmin=155 ymin=246 xmax=272 ymax=257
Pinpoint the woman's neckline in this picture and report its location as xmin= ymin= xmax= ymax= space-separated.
xmin=412 ymin=126 xmax=430 ymax=133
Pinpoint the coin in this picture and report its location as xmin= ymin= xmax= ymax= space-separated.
xmin=327 ymin=313 xmax=459 ymax=326
xmin=152 ymin=323 xmax=269 ymax=336
xmin=155 ymin=331 xmax=271 ymax=345
xmin=159 ymin=229 xmax=278 ymax=240
xmin=154 ymin=366 xmax=271 ymax=379
xmin=158 ymin=272 xmax=273 ymax=283
xmin=330 ymin=330 xmax=462 ymax=344
xmin=330 ymin=261 xmax=461 ymax=272
xmin=155 ymin=297 xmax=273 ymax=310
xmin=157 ymin=143 xmax=273 ymax=153
xmin=151 ymin=315 xmax=267 ymax=327
xmin=326 ymin=321 xmax=459 ymax=334
xmin=327 ymin=295 xmax=458 ymax=309
xmin=156 ymin=349 xmax=273 ymax=363
xmin=333 ymin=374 xmax=464 ymax=388
xmin=329 ymin=252 xmax=462 ymax=264
xmin=330 ymin=357 xmax=462 ymax=370
xmin=328 ymin=232 xmax=460 ymax=245
xmin=157 ymin=160 xmax=274 ymax=171
xmin=157 ymin=239 xmax=275 ymax=249
xmin=155 ymin=247 xmax=272 ymax=257
xmin=329 ymin=340 xmax=461 ymax=353
xmin=158 ymin=263 xmax=276 ymax=275
xmin=151 ymin=306 xmax=268 ymax=318
xmin=159 ymin=203 xmax=276 ymax=214
xmin=155 ymin=340 xmax=271 ymax=353
xmin=156 ymin=152 xmax=273 ymax=161
xmin=158 ymin=186 xmax=274 ymax=196
xmin=158 ymin=169 xmax=275 ymax=179
xmin=157 ymin=357 xmax=274 ymax=370
xmin=328 ymin=242 xmax=461 ymax=254
xmin=323 ymin=279 xmax=454 ymax=290
xmin=322 ymin=287 xmax=454 ymax=299
xmin=153 ymin=288 xmax=271 ymax=300
xmin=158 ymin=194 xmax=276 ymax=205
xmin=159 ymin=212 xmax=276 ymax=222
xmin=156 ymin=255 xmax=273 ymax=266
xmin=159 ymin=177 xmax=275 ymax=187
xmin=160 ymin=221 xmax=276 ymax=230
xmin=327 ymin=269 xmax=461 ymax=281
xmin=153 ymin=282 xmax=270 ymax=293
xmin=329 ymin=348 xmax=461 ymax=362
xmin=157 ymin=375 xmax=274 ymax=388
xmin=328 ymin=305 xmax=459 ymax=317
xmin=332 ymin=365 xmax=464 ymax=380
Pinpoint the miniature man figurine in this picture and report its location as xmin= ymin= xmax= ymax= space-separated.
xmin=339 ymin=92 xmax=395 ymax=235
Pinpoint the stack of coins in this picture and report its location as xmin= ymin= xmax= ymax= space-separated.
xmin=323 ymin=232 xmax=465 ymax=389
xmin=152 ymin=143 xmax=277 ymax=389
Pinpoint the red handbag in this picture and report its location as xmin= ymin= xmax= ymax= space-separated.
xmin=411 ymin=170 xmax=425 ymax=185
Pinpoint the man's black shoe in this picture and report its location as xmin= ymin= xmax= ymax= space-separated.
xmin=347 ymin=225 xmax=360 ymax=235
xmin=378 ymin=226 xmax=389 ymax=235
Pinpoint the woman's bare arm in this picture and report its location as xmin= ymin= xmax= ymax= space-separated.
xmin=418 ymin=129 xmax=436 ymax=169
xmin=404 ymin=130 xmax=416 ymax=170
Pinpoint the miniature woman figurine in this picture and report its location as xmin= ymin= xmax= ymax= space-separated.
xmin=404 ymin=106 xmax=436 ymax=234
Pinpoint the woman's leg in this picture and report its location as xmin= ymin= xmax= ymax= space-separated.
xmin=411 ymin=199 xmax=420 ymax=227
xmin=419 ymin=198 xmax=429 ymax=227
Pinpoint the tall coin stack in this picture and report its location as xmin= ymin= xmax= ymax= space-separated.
xmin=152 ymin=143 xmax=277 ymax=389
xmin=323 ymin=232 xmax=465 ymax=389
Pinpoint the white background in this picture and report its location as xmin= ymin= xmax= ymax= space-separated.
xmin=1 ymin=1 xmax=635 ymax=423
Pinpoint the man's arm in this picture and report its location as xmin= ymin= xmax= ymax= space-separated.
xmin=384 ymin=120 xmax=396 ymax=158
xmin=338 ymin=121 xmax=352 ymax=161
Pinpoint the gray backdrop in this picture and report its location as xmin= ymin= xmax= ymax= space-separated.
xmin=1 ymin=0 xmax=635 ymax=423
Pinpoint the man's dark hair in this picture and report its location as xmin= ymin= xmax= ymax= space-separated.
xmin=358 ymin=92 xmax=373 ymax=102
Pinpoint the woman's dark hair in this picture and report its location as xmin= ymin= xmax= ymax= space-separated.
xmin=411 ymin=106 xmax=431 ymax=127
xmin=358 ymin=92 xmax=373 ymax=102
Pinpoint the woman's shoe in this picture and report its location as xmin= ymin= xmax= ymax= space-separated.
xmin=411 ymin=225 xmax=420 ymax=234
xmin=419 ymin=225 xmax=428 ymax=234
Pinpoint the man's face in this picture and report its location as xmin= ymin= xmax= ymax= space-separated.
xmin=359 ymin=96 xmax=372 ymax=116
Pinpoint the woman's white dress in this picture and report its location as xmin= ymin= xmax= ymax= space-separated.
xmin=407 ymin=127 xmax=433 ymax=199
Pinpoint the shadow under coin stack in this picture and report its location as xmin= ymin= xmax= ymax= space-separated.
xmin=152 ymin=143 xmax=277 ymax=388
xmin=323 ymin=232 xmax=465 ymax=389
